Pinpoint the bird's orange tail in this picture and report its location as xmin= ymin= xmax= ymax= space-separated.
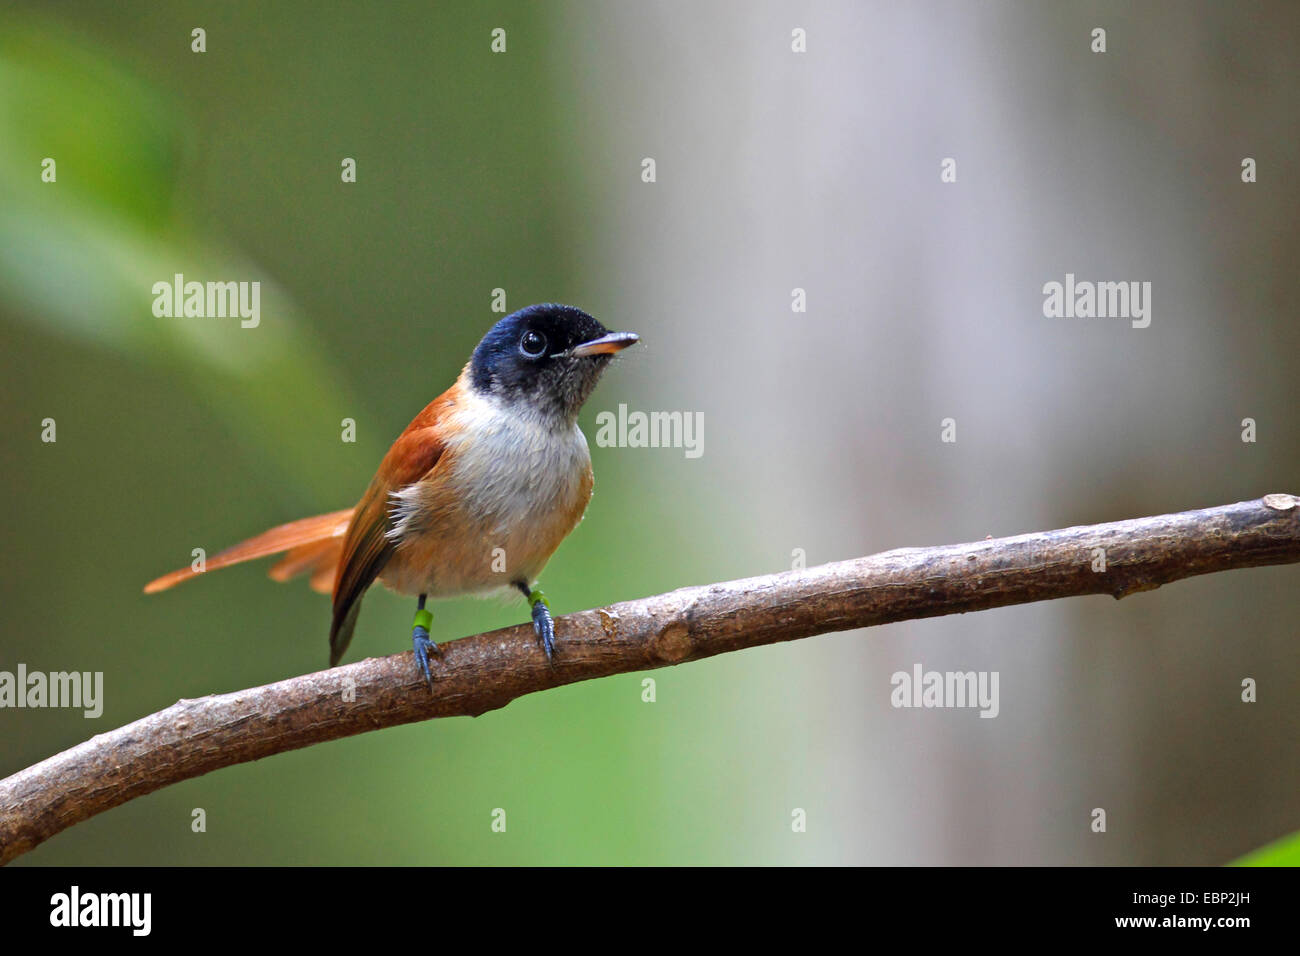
xmin=143 ymin=509 xmax=356 ymax=595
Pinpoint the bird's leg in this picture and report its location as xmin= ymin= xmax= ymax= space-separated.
xmin=516 ymin=581 xmax=555 ymax=663
xmin=411 ymin=594 xmax=441 ymax=688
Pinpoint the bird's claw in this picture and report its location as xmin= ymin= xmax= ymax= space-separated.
xmin=531 ymin=599 xmax=555 ymax=663
xmin=412 ymin=625 xmax=441 ymax=689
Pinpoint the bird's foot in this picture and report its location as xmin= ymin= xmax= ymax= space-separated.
xmin=528 ymin=588 xmax=555 ymax=663
xmin=411 ymin=608 xmax=441 ymax=689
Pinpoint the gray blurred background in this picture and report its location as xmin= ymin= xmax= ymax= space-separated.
xmin=1 ymin=1 xmax=1297 ymax=864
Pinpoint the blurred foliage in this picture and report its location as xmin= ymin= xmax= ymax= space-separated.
xmin=0 ymin=18 xmax=367 ymax=500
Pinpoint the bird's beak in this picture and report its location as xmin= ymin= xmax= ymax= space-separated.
xmin=568 ymin=331 xmax=640 ymax=357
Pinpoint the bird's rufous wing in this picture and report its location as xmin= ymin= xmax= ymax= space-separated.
xmin=328 ymin=404 xmax=451 ymax=666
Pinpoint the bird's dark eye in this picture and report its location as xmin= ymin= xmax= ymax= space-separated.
xmin=520 ymin=330 xmax=547 ymax=357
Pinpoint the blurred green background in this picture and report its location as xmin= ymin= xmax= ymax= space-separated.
xmin=2 ymin=1 xmax=1298 ymax=864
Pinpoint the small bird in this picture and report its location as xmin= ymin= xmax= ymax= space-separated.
xmin=145 ymin=304 xmax=639 ymax=685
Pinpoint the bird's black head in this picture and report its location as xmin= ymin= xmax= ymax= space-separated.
xmin=468 ymin=304 xmax=639 ymax=422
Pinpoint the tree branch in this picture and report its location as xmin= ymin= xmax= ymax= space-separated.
xmin=3 ymin=494 xmax=1298 ymax=864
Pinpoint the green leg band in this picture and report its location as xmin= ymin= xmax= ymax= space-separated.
xmin=528 ymin=589 xmax=549 ymax=609
xmin=413 ymin=608 xmax=433 ymax=630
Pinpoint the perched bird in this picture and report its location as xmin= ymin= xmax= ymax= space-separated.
xmin=145 ymin=304 xmax=639 ymax=685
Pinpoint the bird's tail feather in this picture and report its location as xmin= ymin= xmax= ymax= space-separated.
xmin=143 ymin=509 xmax=355 ymax=595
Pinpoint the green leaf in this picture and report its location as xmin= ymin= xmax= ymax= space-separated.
xmin=1230 ymin=829 xmax=1300 ymax=866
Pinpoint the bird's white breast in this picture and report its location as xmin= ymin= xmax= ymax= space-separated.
xmin=384 ymin=388 xmax=594 ymax=597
